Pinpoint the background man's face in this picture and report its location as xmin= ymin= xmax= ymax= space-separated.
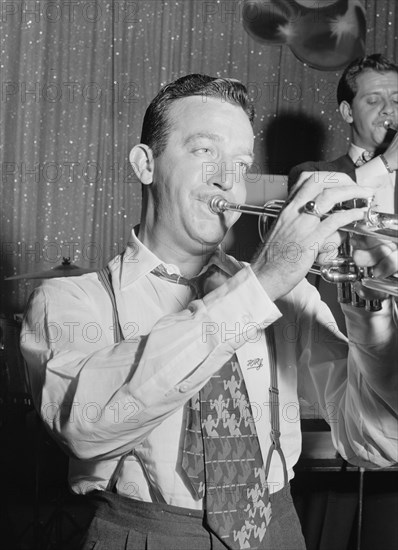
xmin=348 ymin=69 xmax=398 ymax=151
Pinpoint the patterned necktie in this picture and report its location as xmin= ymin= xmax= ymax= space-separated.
xmin=182 ymin=355 xmax=272 ymax=549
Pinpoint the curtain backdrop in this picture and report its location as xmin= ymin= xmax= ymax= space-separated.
xmin=1 ymin=0 xmax=397 ymax=313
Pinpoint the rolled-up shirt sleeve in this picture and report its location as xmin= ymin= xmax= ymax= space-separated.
xmin=294 ymin=283 xmax=398 ymax=468
xmin=336 ymin=299 xmax=398 ymax=466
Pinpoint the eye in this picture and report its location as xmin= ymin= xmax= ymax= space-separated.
xmin=193 ymin=147 xmax=214 ymax=156
xmin=236 ymin=161 xmax=251 ymax=173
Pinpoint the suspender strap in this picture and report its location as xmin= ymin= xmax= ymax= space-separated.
xmin=264 ymin=325 xmax=289 ymax=487
xmin=104 ymin=448 xmax=166 ymax=504
xmin=97 ymin=266 xmax=166 ymax=504
xmin=206 ymin=263 xmax=288 ymax=487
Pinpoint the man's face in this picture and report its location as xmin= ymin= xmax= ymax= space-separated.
xmin=149 ymin=96 xmax=254 ymax=253
xmin=343 ymin=69 xmax=398 ymax=151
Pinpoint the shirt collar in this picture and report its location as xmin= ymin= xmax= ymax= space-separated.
xmin=107 ymin=227 xmax=160 ymax=289
xmin=348 ymin=143 xmax=373 ymax=164
xmin=109 ymin=227 xmax=242 ymax=289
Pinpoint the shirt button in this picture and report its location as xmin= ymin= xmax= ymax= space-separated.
xmin=179 ymin=383 xmax=189 ymax=392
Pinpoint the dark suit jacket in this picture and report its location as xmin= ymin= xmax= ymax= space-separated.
xmin=287 ymin=154 xmax=357 ymax=192
xmin=288 ymin=154 xmax=398 ymax=202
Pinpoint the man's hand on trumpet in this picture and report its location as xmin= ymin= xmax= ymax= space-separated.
xmin=378 ymin=121 xmax=398 ymax=173
xmin=251 ymin=172 xmax=374 ymax=301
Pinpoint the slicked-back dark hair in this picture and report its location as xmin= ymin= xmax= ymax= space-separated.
xmin=337 ymin=53 xmax=398 ymax=105
xmin=140 ymin=74 xmax=255 ymax=157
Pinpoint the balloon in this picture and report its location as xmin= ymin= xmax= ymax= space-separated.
xmin=242 ymin=0 xmax=366 ymax=71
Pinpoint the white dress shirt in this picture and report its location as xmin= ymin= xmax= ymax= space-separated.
xmin=350 ymin=143 xmax=396 ymax=213
xmin=21 ymin=229 xmax=398 ymax=508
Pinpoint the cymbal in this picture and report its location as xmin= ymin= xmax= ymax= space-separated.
xmin=5 ymin=258 xmax=98 ymax=281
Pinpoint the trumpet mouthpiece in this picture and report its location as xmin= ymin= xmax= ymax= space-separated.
xmin=208 ymin=195 xmax=228 ymax=214
xmin=383 ymin=120 xmax=397 ymax=132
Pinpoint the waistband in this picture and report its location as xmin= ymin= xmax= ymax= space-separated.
xmin=87 ymin=490 xmax=204 ymax=534
xmin=86 ymin=484 xmax=292 ymax=534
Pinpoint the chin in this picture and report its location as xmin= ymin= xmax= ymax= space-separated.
xmin=198 ymin=231 xmax=226 ymax=247
xmin=194 ymin=228 xmax=228 ymax=250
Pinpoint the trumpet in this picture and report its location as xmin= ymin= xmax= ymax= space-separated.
xmin=383 ymin=119 xmax=397 ymax=133
xmin=209 ymin=195 xmax=398 ymax=309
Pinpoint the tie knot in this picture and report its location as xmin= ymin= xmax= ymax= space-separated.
xmin=151 ymin=264 xmax=192 ymax=286
xmin=150 ymin=263 xmax=223 ymax=298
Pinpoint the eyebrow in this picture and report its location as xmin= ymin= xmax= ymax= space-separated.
xmin=361 ymin=90 xmax=398 ymax=96
xmin=183 ymin=132 xmax=254 ymax=160
xmin=183 ymin=132 xmax=221 ymax=145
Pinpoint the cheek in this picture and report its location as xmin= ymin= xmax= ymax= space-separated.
xmin=232 ymin=181 xmax=247 ymax=206
xmin=354 ymin=113 xmax=371 ymax=133
xmin=238 ymin=181 xmax=248 ymax=200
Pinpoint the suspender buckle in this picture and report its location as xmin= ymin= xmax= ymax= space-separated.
xmin=270 ymin=428 xmax=281 ymax=447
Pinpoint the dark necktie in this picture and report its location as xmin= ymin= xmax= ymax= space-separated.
xmin=355 ymin=150 xmax=374 ymax=167
xmin=181 ymin=354 xmax=273 ymax=549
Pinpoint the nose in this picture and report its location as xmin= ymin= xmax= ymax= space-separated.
xmin=380 ymin=98 xmax=396 ymax=116
xmin=205 ymin=160 xmax=241 ymax=192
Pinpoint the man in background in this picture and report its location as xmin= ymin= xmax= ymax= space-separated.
xmin=288 ymin=53 xmax=398 ymax=550
xmin=289 ymin=53 xmax=398 ymax=213
xmin=288 ymin=53 xmax=397 ymax=327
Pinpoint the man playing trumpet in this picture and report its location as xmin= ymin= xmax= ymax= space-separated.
xmin=289 ymin=53 xmax=398 ymax=213
xmin=289 ymin=52 xmax=398 ymax=317
xmin=21 ymin=74 xmax=397 ymax=550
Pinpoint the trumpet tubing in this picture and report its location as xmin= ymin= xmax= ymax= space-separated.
xmin=208 ymin=195 xmax=398 ymax=302
xmin=208 ymin=195 xmax=398 ymax=242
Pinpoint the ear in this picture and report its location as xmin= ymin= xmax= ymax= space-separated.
xmin=129 ymin=144 xmax=154 ymax=185
xmin=339 ymin=100 xmax=353 ymax=124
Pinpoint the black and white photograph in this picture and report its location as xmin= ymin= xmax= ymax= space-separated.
xmin=1 ymin=1 xmax=397 ymax=549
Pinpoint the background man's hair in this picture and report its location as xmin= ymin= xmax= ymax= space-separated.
xmin=140 ymin=74 xmax=255 ymax=157
xmin=337 ymin=53 xmax=398 ymax=105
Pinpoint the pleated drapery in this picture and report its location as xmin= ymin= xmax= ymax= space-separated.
xmin=1 ymin=0 xmax=397 ymax=313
